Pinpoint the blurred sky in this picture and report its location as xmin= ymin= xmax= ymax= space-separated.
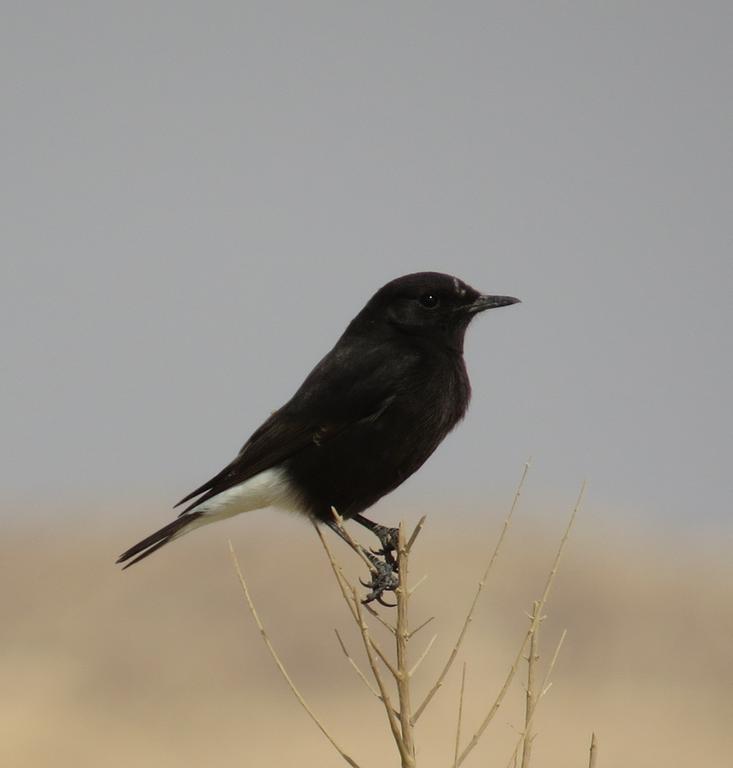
xmin=1 ymin=2 xmax=731 ymax=536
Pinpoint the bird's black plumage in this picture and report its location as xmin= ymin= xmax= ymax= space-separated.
xmin=117 ymin=272 xmax=519 ymax=568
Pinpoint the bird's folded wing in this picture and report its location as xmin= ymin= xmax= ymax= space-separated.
xmin=174 ymin=393 xmax=396 ymax=516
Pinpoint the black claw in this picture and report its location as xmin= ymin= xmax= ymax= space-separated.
xmin=375 ymin=594 xmax=397 ymax=608
xmin=359 ymin=549 xmax=400 ymax=606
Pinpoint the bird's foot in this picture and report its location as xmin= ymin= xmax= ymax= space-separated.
xmin=360 ymin=551 xmax=400 ymax=607
xmin=369 ymin=524 xmax=400 ymax=566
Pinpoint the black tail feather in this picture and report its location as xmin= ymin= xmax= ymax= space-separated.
xmin=117 ymin=513 xmax=202 ymax=569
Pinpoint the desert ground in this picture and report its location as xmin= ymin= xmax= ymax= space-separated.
xmin=2 ymin=501 xmax=731 ymax=767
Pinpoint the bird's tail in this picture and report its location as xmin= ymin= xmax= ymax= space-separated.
xmin=116 ymin=512 xmax=204 ymax=569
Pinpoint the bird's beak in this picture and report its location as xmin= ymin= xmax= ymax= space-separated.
xmin=468 ymin=294 xmax=521 ymax=313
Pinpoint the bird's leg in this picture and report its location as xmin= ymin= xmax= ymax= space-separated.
xmin=352 ymin=513 xmax=400 ymax=568
xmin=325 ymin=520 xmax=399 ymax=607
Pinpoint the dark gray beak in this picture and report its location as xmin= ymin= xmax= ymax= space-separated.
xmin=468 ymin=294 xmax=521 ymax=313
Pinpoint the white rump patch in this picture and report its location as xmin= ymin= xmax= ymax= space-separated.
xmin=172 ymin=467 xmax=303 ymax=540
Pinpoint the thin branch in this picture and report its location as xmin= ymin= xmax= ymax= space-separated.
xmin=315 ymin=519 xmax=417 ymax=765
xmin=408 ymin=573 xmax=429 ymax=596
xmin=408 ymin=615 xmax=435 ymax=639
xmin=413 ymin=460 xmax=532 ymax=723
xmin=588 ymin=732 xmax=599 ymax=768
xmin=330 ymin=507 xmax=378 ymax=575
xmin=503 ymin=630 xmax=567 ymax=768
xmin=520 ymin=601 xmax=542 ymax=768
xmin=452 ymin=663 xmax=467 ymax=768
xmin=409 ymin=634 xmax=438 ymax=678
xmin=370 ymin=631 xmax=401 ymax=679
xmin=395 ymin=523 xmax=417 ymax=765
xmin=455 ymin=619 xmax=535 ymax=766
xmin=228 ymin=541 xmax=361 ymax=768
xmin=536 ymin=481 xmax=586 ymax=611
xmin=313 ymin=521 xmax=398 ymax=678
xmin=364 ymin=602 xmax=397 ymax=635
xmin=352 ymin=586 xmax=412 ymax=766
xmin=313 ymin=520 xmax=360 ymax=623
xmin=406 ymin=515 xmax=428 ymax=552
xmin=334 ymin=628 xmax=384 ymax=705
xmin=456 ymin=482 xmax=584 ymax=766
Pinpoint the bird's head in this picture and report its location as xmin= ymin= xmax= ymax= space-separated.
xmin=356 ymin=272 xmax=520 ymax=352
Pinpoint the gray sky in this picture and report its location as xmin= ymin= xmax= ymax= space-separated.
xmin=2 ymin=2 xmax=731 ymax=537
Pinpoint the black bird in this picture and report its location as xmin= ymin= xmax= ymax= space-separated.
xmin=117 ymin=272 xmax=519 ymax=600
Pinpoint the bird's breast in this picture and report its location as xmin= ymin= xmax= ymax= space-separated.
xmin=285 ymin=352 xmax=472 ymax=521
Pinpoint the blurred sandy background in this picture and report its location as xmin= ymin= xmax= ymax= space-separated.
xmin=3 ymin=502 xmax=731 ymax=767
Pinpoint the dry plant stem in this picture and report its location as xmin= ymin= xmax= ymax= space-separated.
xmin=330 ymin=506 xmax=379 ymax=575
xmin=365 ymin=602 xmax=397 ymax=635
xmin=413 ymin=460 xmax=531 ymax=724
xmin=502 ymin=629 xmax=567 ymax=768
xmin=395 ymin=523 xmax=417 ymax=765
xmin=452 ymin=663 xmax=467 ymax=768
xmin=409 ymin=615 xmax=436 ymax=639
xmin=318 ymin=517 xmax=426 ymax=768
xmin=315 ymin=518 xmax=413 ymax=765
xmin=406 ymin=515 xmax=427 ymax=551
xmin=520 ymin=600 xmax=542 ymax=768
xmin=334 ymin=628 xmax=384 ymax=704
xmin=409 ymin=634 xmax=438 ymax=678
xmin=228 ymin=540 xmax=361 ymax=768
xmin=588 ymin=733 xmax=598 ymax=768
xmin=352 ymin=587 xmax=413 ymax=766
xmin=313 ymin=522 xmax=397 ymax=677
xmin=455 ymin=482 xmax=585 ymax=767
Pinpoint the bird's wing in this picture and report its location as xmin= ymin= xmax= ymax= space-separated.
xmin=174 ymin=341 xmax=409 ymax=515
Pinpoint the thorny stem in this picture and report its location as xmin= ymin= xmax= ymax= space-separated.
xmin=588 ymin=733 xmax=599 ymax=768
xmin=453 ymin=663 xmax=467 ymax=768
xmin=352 ymin=588 xmax=410 ymax=765
xmin=504 ymin=629 xmax=567 ymax=768
xmin=314 ymin=517 xmax=414 ymax=765
xmin=395 ymin=523 xmax=416 ymax=765
xmin=228 ymin=540 xmax=361 ymax=768
xmin=230 ymin=470 xmax=589 ymax=768
xmin=413 ymin=460 xmax=531 ymax=723
xmin=455 ymin=482 xmax=584 ymax=766
xmin=520 ymin=600 xmax=542 ymax=768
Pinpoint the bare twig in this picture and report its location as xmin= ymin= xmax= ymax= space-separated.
xmin=313 ymin=521 xmax=400 ymax=678
xmin=408 ymin=615 xmax=436 ymax=639
xmin=370 ymin=630 xmax=401 ymax=679
xmin=588 ymin=732 xmax=599 ymax=768
xmin=317 ymin=518 xmax=421 ymax=766
xmin=413 ymin=460 xmax=532 ymax=723
xmin=455 ymin=482 xmax=584 ymax=766
xmin=408 ymin=573 xmax=429 ymax=596
xmin=452 ymin=663 xmax=467 ymax=768
xmin=364 ymin=602 xmax=398 ymax=635
xmin=395 ymin=523 xmax=417 ymax=765
xmin=406 ymin=515 xmax=428 ymax=552
xmin=504 ymin=630 xmax=567 ymax=768
xmin=409 ymin=634 xmax=438 ymax=678
xmin=313 ymin=520 xmax=360 ymax=623
xmin=520 ymin=600 xmax=542 ymax=768
xmin=352 ymin=587 xmax=412 ymax=766
xmin=330 ymin=507 xmax=378 ymax=575
xmin=228 ymin=540 xmax=361 ymax=768
xmin=334 ymin=628 xmax=383 ymax=703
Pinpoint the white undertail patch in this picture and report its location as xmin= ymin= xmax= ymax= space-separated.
xmin=172 ymin=466 xmax=303 ymax=540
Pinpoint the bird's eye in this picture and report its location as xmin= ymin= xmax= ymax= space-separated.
xmin=419 ymin=293 xmax=440 ymax=309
